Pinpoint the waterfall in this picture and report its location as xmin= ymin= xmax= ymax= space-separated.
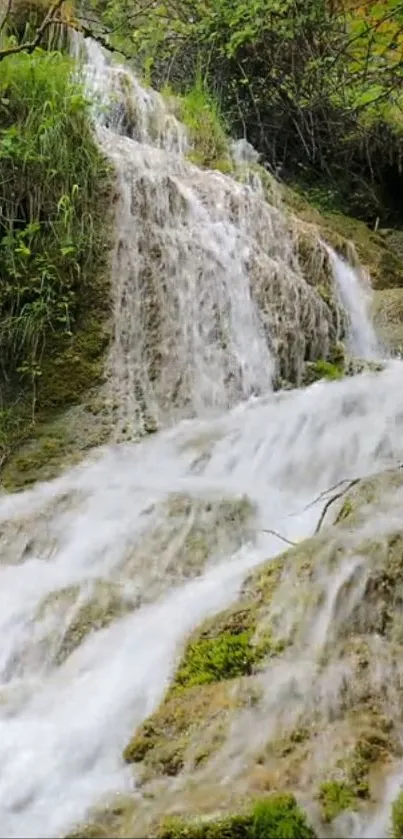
xmin=72 ymin=37 xmax=351 ymax=436
xmin=0 ymin=36 xmax=400 ymax=839
xmin=328 ymin=248 xmax=380 ymax=360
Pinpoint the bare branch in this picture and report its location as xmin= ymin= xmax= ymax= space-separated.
xmin=261 ymin=528 xmax=296 ymax=546
xmin=315 ymin=478 xmax=360 ymax=533
xmin=0 ymin=0 xmax=67 ymax=62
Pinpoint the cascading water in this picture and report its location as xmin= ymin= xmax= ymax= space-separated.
xmin=328 ymin=247 xmax=381 ymax=360
xmin=0 ymin=36 xmax=402 ymax=839
xmin=73 ymin=38 xmax=347 ymax=436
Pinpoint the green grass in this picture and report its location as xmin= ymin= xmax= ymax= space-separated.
xmin=178 ymin=78 xmax=232 ymax=171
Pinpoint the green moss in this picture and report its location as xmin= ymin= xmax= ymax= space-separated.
xmin=318 ymin=781 xmax=357 ymax=822
xmin=304 ymin=359 xmax=344 ymax=383
xmin=36 ymin=580 xmax=134 ymax=664
xmin=391 ymin=791 xmax=403 ymax=839
xmin=172 ymin=631 xmax=268 ymax=691
xmin=336 ymin=725 xmax=394 ymax=802
xmin=1 ymin=401 xmax=112 ymax=490
xmin=158 ymin=795 xmax=316 ymax=839
xmin=55 ymin=582 xmax=133 ymax=664
xmin=335 ymin=498 xmax=354 ymax=524
xmin=123 ymin=679 xmax=243 ymax=773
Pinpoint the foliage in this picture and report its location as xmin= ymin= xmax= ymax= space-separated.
xmin=91 ymin=0 xmax=403 ymax=226
xmin=177 ymin=77 xmax=231 ymax=170
xmin=391 ymin=790 xmax=403 ymax=839
xmin=158 ymin=795 xmax=316 ymax=839
xmin=251 ymin=795 xmax=316 ymax=839
xmin=0 ymin=48 xmax=110 ymax=406
xmin=318 ymin=781 xmax=357 ymax=822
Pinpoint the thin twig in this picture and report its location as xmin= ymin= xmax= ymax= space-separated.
xmin=315 ymin=478 xmax=360 ymax=533
xmin=293 ymin=477 xmax=356 ymax=516
xmin=261 ymin=528 xmax=296 ymax=546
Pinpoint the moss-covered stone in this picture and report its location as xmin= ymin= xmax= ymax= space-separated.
xmin=37 ymin=579 xmax=134 ymax=664
xmin=282 ymin=183 xmax=403 ymax=291
xmin=67 ymin=794 xmax=316 ymax=839
xmin=302 ymin=358 xmax=344 ymax=384
xmin=123 ymin=679 xmax=248 ymax=779
xmin=120 ymin=494 xmax=256 ymax=600
xmin=1 ymin=401 xmax=112 ymax=491
xmin=372 ymin=287 xmax=403 ymax=355
xmin=158 ymin=795 xmax=316 ymax=839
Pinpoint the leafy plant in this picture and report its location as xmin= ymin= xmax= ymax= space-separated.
xmin=94 ymin=0 xmax=403 ymax=225
xmin=0 ymin=48 xmax=110 ymax=408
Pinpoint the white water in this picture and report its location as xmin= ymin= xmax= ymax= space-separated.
xmin=329 ymin=248 xmax=380 ymax=360
xmin=0 ymin=37 xmax=401 ymax=839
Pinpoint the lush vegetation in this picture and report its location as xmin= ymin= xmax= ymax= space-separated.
xmin=159 ymin=795 xmax=316 ymax=839
xmin=87 ymin=0 xmax=403 ymax=226
xmin=0 ymin=34 xmax=112 ymax=472
xmin=178 ymin=77 xmax=232 ymax=171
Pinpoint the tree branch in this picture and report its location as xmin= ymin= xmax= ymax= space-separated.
xmin=315 ymin=478 xmax=360 ymax=533
xmin=0 ymin=0 xmax=67 ymax=62
xmin=261 ymin=528 xmax=296 ymax=547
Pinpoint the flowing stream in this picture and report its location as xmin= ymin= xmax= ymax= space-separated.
xmin=0 ymin=38 xmax=402 ymax=838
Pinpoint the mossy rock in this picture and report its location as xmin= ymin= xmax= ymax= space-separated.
xmin=70 ymin=467 xmax=403 ymax=836
xmin=68 ymin=794 xmax=316 ymax=839
xmin=282 ymin=184 xmax=403 ymax=291
xmin=372 ymin=288 xmax=403 ymax=355
xmin=1 ymin=401 xmax=113 ymax=491
xmin=66 ymin=796 xmax=139 ymax=839
xmin=37 ymin=579 xmax=134 ymax=664
xmin=158 ymin=795 xmax=316 ymax=839
xmin=123 ymin=678 xmax=259 ymax=781
xmin=120 ymin=494 xmax=256 ymax=601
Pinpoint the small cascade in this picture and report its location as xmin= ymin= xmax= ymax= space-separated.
xmin=328 ymin=247 xmax=381 ymax=360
